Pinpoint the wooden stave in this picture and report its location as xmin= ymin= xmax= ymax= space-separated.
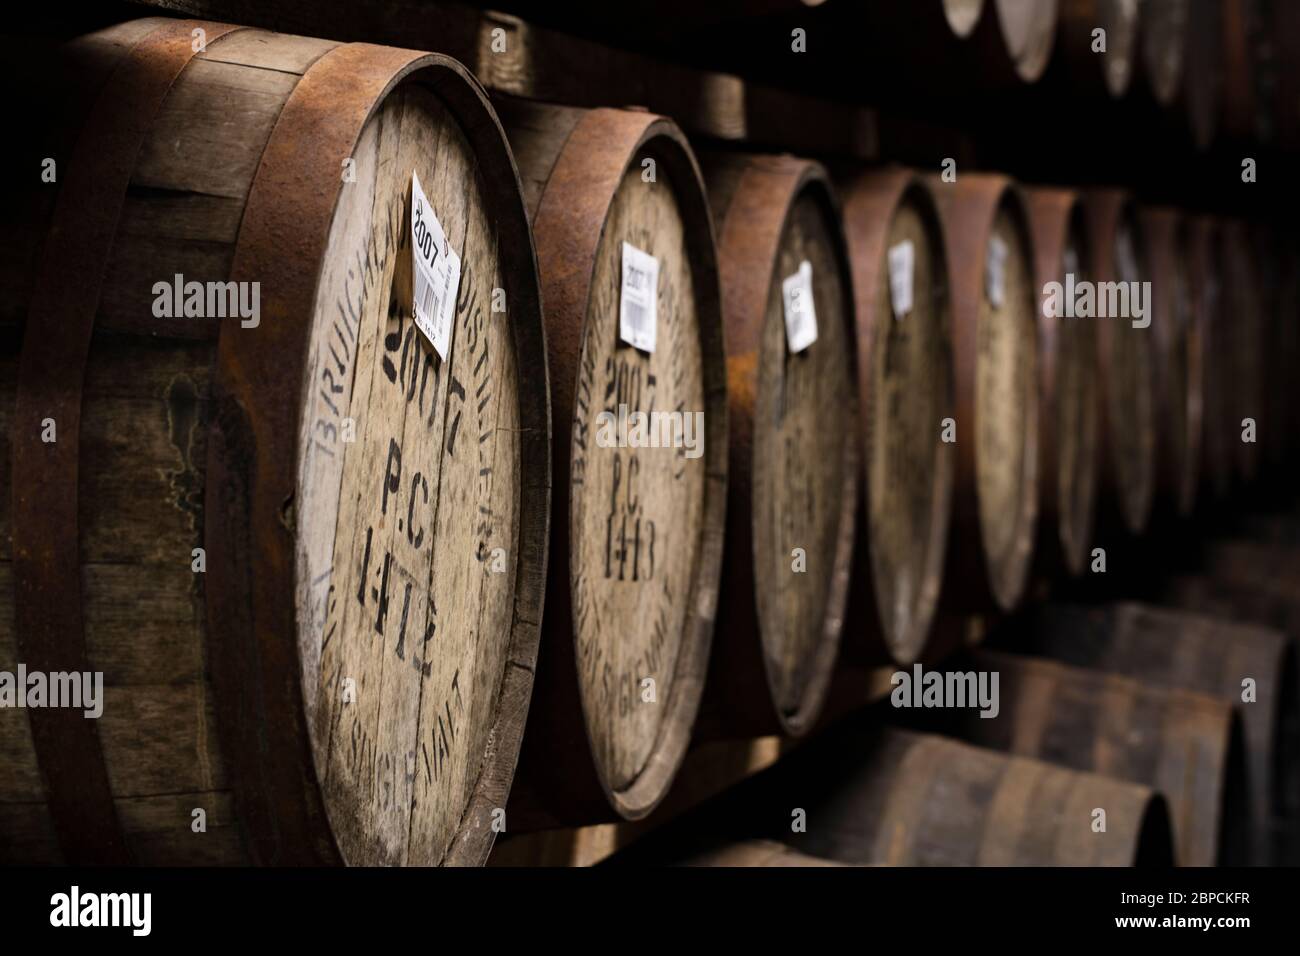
xmin=1140 ymin=206 xmax=1200 ymax=519
xmin=925 ymin=173 xmax=1040 ymax=615
xmin=838 ymin=167 xmax=955 ymax=665
xmin=1009 ymin=600 xmax=1296 ymax=863
xmin=948 ymin=648 xmax=1250 ymax=866
xmin=1023 ymin=187 xmax=1100 ymax=579
xmin=0 ymin=20 xmax=550 ymax=867
xmin=497 ymin=101 xmax=728 ymax=825
xmin=700 ymin=153 xmax=858 ymax=739
xmin=778 ymin=725 xmax=1175 ymax=866
xmin=1084 ymin=188 xmax=1156 ymax=539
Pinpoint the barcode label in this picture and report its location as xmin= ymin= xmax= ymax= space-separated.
xmin=986 ymin=234 xmax=1008 ymax=309
xmin=620 ymin=242 xmax=658 ymax=352
xmin=782 ymin=259 xmax=818 ymax=353
xmin=888 ymin=240 xmax=914 ymax=319
xmin=410 ymin=171 xmax=461 ymax=361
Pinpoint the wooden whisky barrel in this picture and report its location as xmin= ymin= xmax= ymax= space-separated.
xmin=839 ymin=168 xmax=955 ymax=663
xmin=925 ymin=174 xmax=1039 ymax=613
xmin=1187 ymin=216 xmax=1233 ymax=501
xmin=495 ymin=99 xmax=727 ymax=824
xmin=698 ymin=154 xmax=857 ymax=738
xmin=942 ymin=650 xmax=1250 ymax=866
xmin=1084 ymin=189 xmax=1156 ymax=537
xmin=772 ymin=725 xmax=1175 ymax=866
xmin=1010 ymin=601 xmax=1296 ymax=863
xmin=1057 ymin=0 xmax=1142 ymax=99
xmin=1024 ymin=188 xmax=1100 ymax=577
xmin=0 ymin=19 xmax=550 ymax=866
xmin=1222 ymin=219 xmax=1264 ymax=484
xmin=1138 ymin=0 xmax=1190 ymax=108
xmin=1140 ymin=207 xmax=1200 ymax=518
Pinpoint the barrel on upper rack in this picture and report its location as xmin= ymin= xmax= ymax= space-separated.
xmin=931 ymin=649 xmax=1249 ymax=866
xmin=1139 ymin=207 xmax=1200 ymax=519
xmin=837 ymin=167 xmax=955 ymax=664
xmin=697 ymin=153 xmax=858 ymax=739
xmin=1023 ymin=187 xmax=1100 ymax=578
xmin=1007 ymin=601 xmax=1297 ymax=863
xmin=1220 ymin=0 xmax=1275 ymax=142
xmin=495 ymin=98 xmax=727 ymax=825
xmin=925 ymin=173 xmax=1039 ymax=614
xmin=1055 ymin=0 xmax=1142 ymax=100
xmin=769 ymin=725 xmax=1176 ymax=866
xmin=0 ymin=19 xmax=550 ymax=866
xmin=1084 ymin=189 xmax=1156 ymax=538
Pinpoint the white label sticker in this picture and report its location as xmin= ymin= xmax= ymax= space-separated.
xmin=986 ymin=234 xmax=1008 ymax=309
xmin=887 ymin=240 xmax=914 ymax=320
xmin=619 ymin=241 xmax=659 ymax=352
xmin=782 ymin=259 xmax=818 ymax=353
xmin=410 ymin=171 xmax=461 ymax=362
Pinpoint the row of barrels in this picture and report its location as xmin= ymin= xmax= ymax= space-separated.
xmin=605 ymin=591 xmax=1299 ymax=867
xmin=0 ymin=17 xmax=1294 ymax=865
xmin=482 ymin=0 xmax=1300 ymax=150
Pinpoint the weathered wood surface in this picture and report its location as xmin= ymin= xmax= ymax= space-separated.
xmin=1006 ymin=601 xmax=1296 ymax=863
xmin=750 ymin=723 xmax=1175 ymax=866
xmin=930 ymin=649 xmax=1249 ymax=866
xmin=1084 ymin=188 xmax=1156 ymax=537
xmin=1140 ymin=207 xmax=1200 ymax=518
xmin=0 ymin=19 xmax=549 ymax=866
xmin=1024 ymin=187 xmax=1099 ymax=578
xmin=698 ymin=153 xmax=857 ymax=738
xmin=497 ymin=99 xmax=727 ymax=825
xmin=838 ymin=168 xmax=954 ymax=664
xmin=926 ymin=174 xmax=1039 ymax=613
